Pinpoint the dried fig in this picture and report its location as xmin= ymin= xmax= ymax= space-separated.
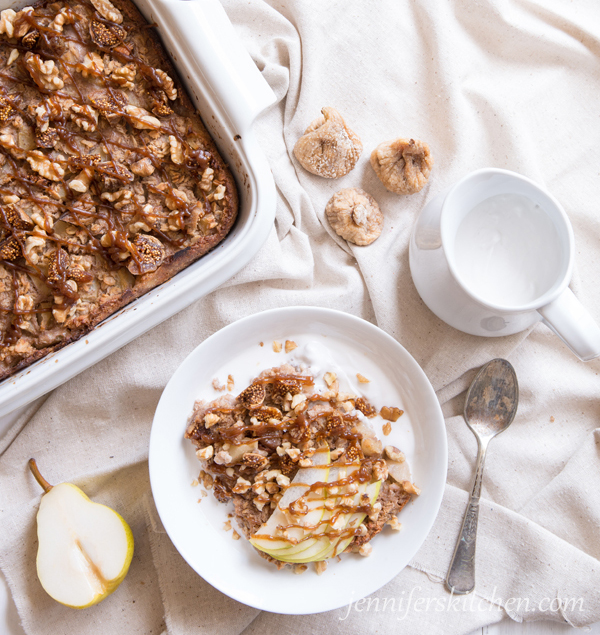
xmin=293 ymin=107 xmax=362 ymax=178
xmin=325 ymin=187 xmax=383 ymax=246
xmin=370 ymin=137 xmax=433 ymax=194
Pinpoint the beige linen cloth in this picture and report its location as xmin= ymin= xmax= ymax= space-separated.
xmin=1 ymin=0 xmax=600 ymax=633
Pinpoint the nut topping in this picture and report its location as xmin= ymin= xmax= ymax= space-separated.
xmin=24 ymin=54 xmax=64 ymax=91
xmin=90 ymin=0 xmax=123 ymax=24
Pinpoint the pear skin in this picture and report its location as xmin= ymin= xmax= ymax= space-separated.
xmin=29 ymin=458 xmax=134 ymax=608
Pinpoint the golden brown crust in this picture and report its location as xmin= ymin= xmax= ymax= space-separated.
xmin=0 ymin=0 xmax=238 ymax=380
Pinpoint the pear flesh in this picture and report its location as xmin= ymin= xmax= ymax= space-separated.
xmin=250 ymin=446 xmax=331 ymax=554
xmin=31 ymin=461 xmax=134 ymax=609
xmin=251 ymin=450 xmax=383 ymax=564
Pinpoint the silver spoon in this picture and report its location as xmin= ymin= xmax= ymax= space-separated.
xmin=446 ymin=358 xmax=519 ymax=595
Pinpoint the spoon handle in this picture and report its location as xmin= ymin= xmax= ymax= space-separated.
xmin=446 ymin=441 xmax=488 ymax=595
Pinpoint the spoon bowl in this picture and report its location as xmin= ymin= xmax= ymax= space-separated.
xmin=464 ymin=358 xmax=519 ymax=439
xmin=446 ymin=358 xmax=519 ymax=595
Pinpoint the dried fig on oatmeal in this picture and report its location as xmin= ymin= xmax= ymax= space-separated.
xmin=293 ymin=107 xmax=362 ymax=178
xmin=370 ymin=137 xmax=433 ymax=195
xmin=325 ymin=188 xmax=383 ymax=246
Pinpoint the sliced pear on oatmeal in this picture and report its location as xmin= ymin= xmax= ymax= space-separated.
xmin=315 ymin=480 xmax=382 ymax=561
xmin=250 ymin=445 xmax=330 ymax=556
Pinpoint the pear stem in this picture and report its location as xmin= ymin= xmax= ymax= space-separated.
xmin=28 ymin=458 xmax=53 ymax=493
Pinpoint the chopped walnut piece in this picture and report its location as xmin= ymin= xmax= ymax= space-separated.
xmin=227 ymin=375 xmax=234 ymax=391
xmin=155 ymin=68 xmax=177 ymax=100
xmin=358 ymin=543 xmax=373 ymax=557
xmin=232 ymin=530 xmax=240 ymax=540
xmin=214 ymin=450 xmax=232 ymax=466
xmin=323 ymin=372 xmax=336 ymax=387
xmin=79 ymin=52 xmax=103 ymax=79
xmin=356 ymin=373 xmax=370 ymax=383
xmin=71 ymin=104 xmax=99 ymax=132
xmin=380 ymin=406 xmax=404 ymax=422
xmin=68 ymin=169 xmax=93 ymax=193
xmin=90 ymin=0 xmax=123 ymax=23
xmin=6 ymin=49 xmax=18 ymax=66
xmin=272 ymin=340 xmax=282 ymax=353
xmin=24 ymin=53 xmax=64 ymax=91
xmin=232 ymin=477 xmax=251 ymax=494
xmin=169 ymin=135 xmax=184 ymax=165
xmin=284 ymin=340 xmax=297 ymax=353
xmin=401 ymin=481 xmax=421 ymax=496
xmin=386 ymin=516 xmax=402 ymax=531
xmin=49 ymin=7 xmax=75 ymax=33
xmin=382 ymin=422 xmax=392 ymax=436
xmin=293 ymin=564 xmax=308 ymax=575
xmin=314 ymin=560 xmax=327 ymax=575
xmin=124 ymin=105 xmax=161 ymax=130
xmin=291 ymin=393 xmax=306 ymax=409
xmin=203 ymin=413 xmax=220 ymax=428
xmin=384 ymin=446 xmax=404 ymax=462
xmin=195 ymin=445 xmax=213 ymax=461
xmin=275 ymin=474 xmax=290 ymax=487
xmin=223 ymin=519 xmax=232 ymax=531
xmin=26 ymin=151 xmax=64 ymax=181
xmin=253 ymin=493 xmax=269 ymax=511
xmin=0 ymin=9 xmax=17 ymax=38
xmin=131 ymin=157 xmax=155 ymax=177
xmin=361 ymin=435 xmax=383 ymax=457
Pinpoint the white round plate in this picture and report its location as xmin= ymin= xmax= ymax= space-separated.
xmin=149 ymin=307 xmax=447 ymax=614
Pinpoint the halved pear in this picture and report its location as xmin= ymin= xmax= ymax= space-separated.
xmin=29 ymin=458 xmax=134 ymax=609
xmin=249 ymin=445 xmax=330 ymax=556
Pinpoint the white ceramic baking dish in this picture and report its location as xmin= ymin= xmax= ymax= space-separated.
xmin=0 ymin=0 xmax=277 ymax=418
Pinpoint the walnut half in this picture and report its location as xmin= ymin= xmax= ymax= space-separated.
xmin=293 ymin=107 xmax=362 ymax=178
xmin=325 ymin=187 xmax=383 ymax=246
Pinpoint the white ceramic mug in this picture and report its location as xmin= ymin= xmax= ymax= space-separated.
xmin=409 ymin=168 xmax=600 ymax=361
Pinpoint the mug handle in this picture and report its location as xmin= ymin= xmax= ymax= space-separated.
xmin=538 ymin=288 xmax=600 ymax=361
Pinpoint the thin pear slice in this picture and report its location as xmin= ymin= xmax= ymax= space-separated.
xmin=250 ymin=446 xmax=330 ymax=555
xmin=272 ymin=462 xmax=366 ymax=564
xmin=315 ymin=480 xmax=382 ymax=561
xmin=30 ymin=459 xmax=134 ymax=609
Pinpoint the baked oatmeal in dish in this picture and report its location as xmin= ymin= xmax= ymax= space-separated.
xmin=0 ymin=0 xmax=237 ymax=380
xmin=185 ymin=362 xmax=420 ymax=572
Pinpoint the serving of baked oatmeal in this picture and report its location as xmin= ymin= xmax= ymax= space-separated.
xmin=0 ymin=0 xmax=237 ymax=380
xmin=185 ymin=362 xmax=419 ymax=571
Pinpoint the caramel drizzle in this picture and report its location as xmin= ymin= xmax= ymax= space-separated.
xmin=198 ymin=374 xmax=380 ymax=552
xmin=0 ymin=0 xmax=220 ymax=333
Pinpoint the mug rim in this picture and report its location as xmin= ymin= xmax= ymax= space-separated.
xmin=440 ymin=167 xmax=574 ymax=313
